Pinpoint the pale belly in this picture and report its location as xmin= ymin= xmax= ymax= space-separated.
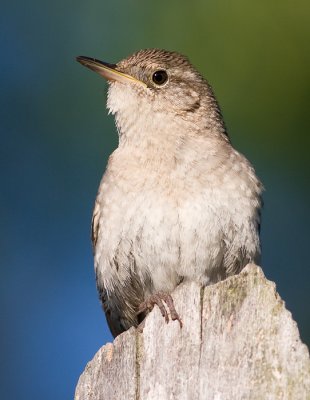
xmin=94 ymin=188 xmax=236 ymax=297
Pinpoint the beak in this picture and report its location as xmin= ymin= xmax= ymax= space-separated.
xmin=76 ymin=56 xmax=146 ymax=87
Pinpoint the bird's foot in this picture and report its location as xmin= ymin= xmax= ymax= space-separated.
xmin=137 ymin=292 xmax=183 ymax=329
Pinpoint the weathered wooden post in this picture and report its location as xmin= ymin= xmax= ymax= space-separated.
xmin=75 ymin=265 xmax=310 ymax=399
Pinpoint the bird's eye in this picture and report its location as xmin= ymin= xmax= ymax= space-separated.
xmin=152 ymin=70 xmax=168 ymax=86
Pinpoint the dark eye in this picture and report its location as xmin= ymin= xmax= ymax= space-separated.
xmin=152 ymin=70 xmax=168 ymax=86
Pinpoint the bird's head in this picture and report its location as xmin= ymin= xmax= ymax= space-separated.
xmin=77 ymin=49 xmax=227 ymax=142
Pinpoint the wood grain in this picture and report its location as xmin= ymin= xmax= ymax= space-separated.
xmin=75 ymin=265 xmax=310 ymax=400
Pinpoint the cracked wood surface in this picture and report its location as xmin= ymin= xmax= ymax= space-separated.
xmin=75 ymin=265 xmax=310 ymax=400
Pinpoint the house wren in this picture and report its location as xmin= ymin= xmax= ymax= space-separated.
xmin=76 ymin=49 xmax=263 ymax=337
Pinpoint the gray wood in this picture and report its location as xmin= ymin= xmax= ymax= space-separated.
xmin=75 ymin=328 xmax=137 ymax=400
xmin=75 ymin=265 xmax=310 ymax=400
xmin=139 ymin=281 xmax=202 ymax=399
xmin=199 ymin=264 xmax=310 ymax=399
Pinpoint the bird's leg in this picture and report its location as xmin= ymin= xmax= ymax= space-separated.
xmin=137 ymin=292 xmax=183 ymax=329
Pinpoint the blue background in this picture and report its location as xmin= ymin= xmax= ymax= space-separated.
xmin=1 ymin=1 xmax=309 ymax=399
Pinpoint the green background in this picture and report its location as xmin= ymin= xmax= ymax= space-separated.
xmin=1 ymin=1 xmax=309 ymax=399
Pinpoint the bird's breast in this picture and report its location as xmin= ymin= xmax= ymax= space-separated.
xmin=94 ymin=145 xmax=261 ymax=294
xmin=95 ymin=170 xmax=227 ymax=294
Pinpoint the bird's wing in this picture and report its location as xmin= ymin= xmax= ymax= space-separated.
xmin=91 ymin=199 xmax=100 ymax=252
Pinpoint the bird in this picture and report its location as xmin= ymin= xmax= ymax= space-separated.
xmin=76 ymin=49 xmax=263 ymax=338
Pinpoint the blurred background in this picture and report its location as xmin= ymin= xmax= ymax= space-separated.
xmin=1 ymin=0 xmax=309 ymax=398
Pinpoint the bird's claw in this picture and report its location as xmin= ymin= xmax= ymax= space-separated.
xmin=137 ymin=292 xmax=183 ymax=328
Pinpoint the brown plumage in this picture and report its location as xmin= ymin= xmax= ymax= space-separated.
xmin=77 ymin=49 xmax=263 ymax=337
